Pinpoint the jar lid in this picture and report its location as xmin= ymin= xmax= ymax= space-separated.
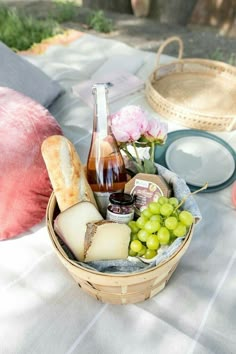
xmin=109 ymin=192 xmax=134 ymax=205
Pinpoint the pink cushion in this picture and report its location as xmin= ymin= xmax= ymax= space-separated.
xmin=0 ymin=87 xmax=62 ymax=240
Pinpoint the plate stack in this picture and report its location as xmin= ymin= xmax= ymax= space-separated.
xmin=155 ymin=130 xmax=236 ymax=193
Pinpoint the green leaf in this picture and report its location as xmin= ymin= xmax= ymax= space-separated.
xmin=132 ymin=161 xmax=145 ymax=173
xmin=143 ymin=158 xmax=157 ymax=174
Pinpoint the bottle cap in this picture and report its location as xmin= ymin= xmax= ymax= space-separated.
xmin=109 ymin=192 xmax=134 ymax=206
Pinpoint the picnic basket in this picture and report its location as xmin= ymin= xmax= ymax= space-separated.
xmin=46 ymin=192 xmax=194 ymax=305
xmin=145 ymin=36 xmax=236 ymax=132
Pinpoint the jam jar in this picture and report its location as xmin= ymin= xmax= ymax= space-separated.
xmin=106 ymin=192 xmax=134 ymax=224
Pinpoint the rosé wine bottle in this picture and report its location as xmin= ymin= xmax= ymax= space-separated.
xmin=86 ymin=83 xmax=127 ymax=216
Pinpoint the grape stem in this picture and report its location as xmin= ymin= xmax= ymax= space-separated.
xmin=174 ymin=183 xmax=208 ymax=212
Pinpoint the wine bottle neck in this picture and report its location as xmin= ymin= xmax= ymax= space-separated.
xmin=92 ymin=84 xmax=109 ymax=137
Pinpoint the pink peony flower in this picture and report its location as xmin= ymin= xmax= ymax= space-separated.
xmin=109 ymin=105 xmax=168 ymax=175
xmin=144 ymin=118 xmax=168 ymax=143
xmin=110 ymin=105 xmax=148 ymax=143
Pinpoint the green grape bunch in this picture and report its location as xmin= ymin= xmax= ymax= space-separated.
xmin=128 ymin=196 xmax=194 ymax=260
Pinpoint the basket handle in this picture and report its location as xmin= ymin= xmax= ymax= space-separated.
xmin=156 ymin=36 xmax=184 ymax=69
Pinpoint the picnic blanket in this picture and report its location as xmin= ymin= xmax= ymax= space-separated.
xmin=1 ymin=31 xmax=236 ymax=354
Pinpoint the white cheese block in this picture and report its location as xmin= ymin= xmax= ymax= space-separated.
xmin=84 ymin=221 xmax=131 ymax=262
xmin=54 ymin=201 xmax=103 ymax=261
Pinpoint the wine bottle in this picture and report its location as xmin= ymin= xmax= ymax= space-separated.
xmin=86 ymin=83 xmax=127 ymax=216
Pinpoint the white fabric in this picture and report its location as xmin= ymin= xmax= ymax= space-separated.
xmin=0 ymin=34 xmax=236 ymax=354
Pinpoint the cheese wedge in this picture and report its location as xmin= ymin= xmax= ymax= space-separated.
xmin=54 ymin=201 xmax=103 ymax=261
xmin=84 ymin=221 xmax=131 ymax=262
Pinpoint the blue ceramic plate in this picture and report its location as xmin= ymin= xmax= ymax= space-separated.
xmin=154 ymin=129 xmax=236 ymax=193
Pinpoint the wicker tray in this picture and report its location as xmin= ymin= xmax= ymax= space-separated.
xmin=145 ymin=36 xmax=236 ymax=132
xmin=46 ymin=192 xmax=194 ymax=305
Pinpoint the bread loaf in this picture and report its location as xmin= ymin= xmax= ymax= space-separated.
xmin=41 ymin=135 xmax=97 ymax=211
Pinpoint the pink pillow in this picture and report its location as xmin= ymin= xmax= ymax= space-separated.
xmin=0 ymin=87 xmax=62 ymax=240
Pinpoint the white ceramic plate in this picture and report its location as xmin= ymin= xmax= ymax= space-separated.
xmin=165 ymin=136 xmax=235 ymax=187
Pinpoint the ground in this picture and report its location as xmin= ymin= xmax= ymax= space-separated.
xmin=4 ymin=0 xmax=236 ymax=63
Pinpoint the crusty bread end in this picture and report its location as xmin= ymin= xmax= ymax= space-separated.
xmin=41 ymin=135 xmax=97 ymax=211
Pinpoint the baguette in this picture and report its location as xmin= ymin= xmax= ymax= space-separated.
xmin=41 ymin=135 xmax=97 ymax=211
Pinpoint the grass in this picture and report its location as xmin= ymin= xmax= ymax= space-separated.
xmin=87 ymin=10 xmax=113 ymax=33
xmin=0 ymin=6 xmax=62 ymax=51
xmin=209 ymin=48 xmax=236 ymax=65
xmin=0 ymin=1 xmax=113 ymax=51
xmin=50 ymin=0 xmax=77 ymax=23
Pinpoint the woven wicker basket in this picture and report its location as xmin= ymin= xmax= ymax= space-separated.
xmin=46 ymin=192 xmax=194 ymax=305
xmin=145 ymin=36 xmax=236 ymax=132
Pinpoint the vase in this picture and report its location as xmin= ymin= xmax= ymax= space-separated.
xmin=131 ymin=0 xmax=150 ymax=17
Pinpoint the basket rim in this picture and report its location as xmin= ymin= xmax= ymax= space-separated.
xmin=145 ymin=56 xmax=236 ymax=129
xmin=146 ymin=76 xmax=236 ymax=120
xmin=146 ymin=35 xmax=236 ymax=131
xmin=46 ymin=192 xmax=194 ymax=279
xmin=155 ymin=57 xmax=236 ymax=73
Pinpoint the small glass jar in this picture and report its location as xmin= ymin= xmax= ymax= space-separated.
xmin=106 ymin=192 xmax=134 ymax=224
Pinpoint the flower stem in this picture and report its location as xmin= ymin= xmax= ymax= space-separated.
xmin=122 ymin=146 xmax=134 ymax=160
xmin=150 ymin=142 xmax=155 ymax=162
xmin=132 ymin=142 xmax=141 ymax=165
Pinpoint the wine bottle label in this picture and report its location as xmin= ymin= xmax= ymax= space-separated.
xmin=94 ymin=192 xmax=111 ymax=217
